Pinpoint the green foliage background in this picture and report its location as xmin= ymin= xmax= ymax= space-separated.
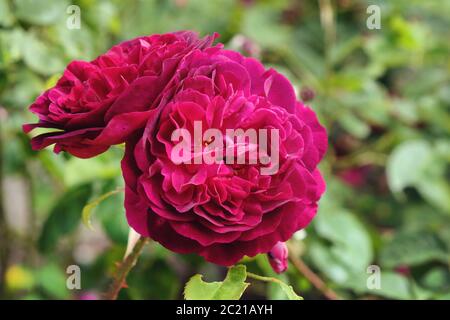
xmin=0 ymin=0 xmax=449 ymax=300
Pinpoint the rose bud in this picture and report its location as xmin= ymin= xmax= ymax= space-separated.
xmin=300 ymin=87 xmax=315 ymax=102
xmin=267 ymin=242 xmax=289 ymax=274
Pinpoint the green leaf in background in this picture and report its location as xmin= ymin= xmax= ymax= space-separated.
xmin=82 ymin=188 xmax=123 ymax=230
xmin=55 ymin=20 xmax=96 ymax=60
xmin=387 ymin=140 xmax=432 ymax=193
xmin=380 ymin=231 xmax=449 ymax=268
xmin=126 ymin=258 xmax=181 ymax=300
xmin=0 ymin=28 xmax=24 ymax=69
xmin=22 ymin=33 xmax=64 ymax=76
xmin=184 ymin=265 xmax=249 ymax=300
xmin=312 ymin=207 xmax=373 ymax=282
xmin=421 ymin=267 xmax=450 ymax=292
xmin=2 ymin=69 xmax=44 ymax=108
xmin=13 ymin=0 xmax=68 ymax=26
xmin=416 ymin=176 xmax=450 ymax=215
xmin=0 ymin=0 xmax=14 ymax=26
xmin=242 ymin=4 xmax=291 ymax=49
xmin=375 ymin=272 xmax=413 ymax=300
xmin=309 ymin=241 xmax=350 ymax=284
xmin=338 ymin=112 xmax=371 ymax=139
xmin=38 ymin=183 xmax=93 ymax=252
xmin=387 ymin=139 xmax=450 ymax=213
xmin=95 ymin=186 xmax=129 ymax=245
xmin=34 ymin=263 xmax=70 ymax=299
xmin=345 ymin=271 xmax=413 ymax=300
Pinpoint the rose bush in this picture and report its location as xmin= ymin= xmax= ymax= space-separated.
xmin=24 ymin=31 xmax=217 ymax=158
xmin=121 ymin=46 xmax=327 ymax=266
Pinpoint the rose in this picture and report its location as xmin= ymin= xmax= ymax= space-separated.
xmin=268 ymin=242 xmax=288 ymax=274
xmin=23 ymin=31 xmax=217 ymax=158
xmin=122 ymin=47 xmax=327 ymax=266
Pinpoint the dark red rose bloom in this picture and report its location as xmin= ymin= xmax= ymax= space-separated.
xmin=24 ymin=31 xmax=327 ymax=267
xmin=23 ymin=31 xmax=217 ymax=158
xmin=122 ymin=47 xmax=327 ymax=266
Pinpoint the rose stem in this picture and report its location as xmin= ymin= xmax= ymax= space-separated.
xmin=246 ymin=272 xmax=291 ymax=286
xmin=287 ymin=249 xmax=341 ymax=300
xmin=104 ymin=236 xmax=149 ymax=300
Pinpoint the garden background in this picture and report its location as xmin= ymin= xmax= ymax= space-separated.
xmin=0 ymin=0 xmax=449 ymax=300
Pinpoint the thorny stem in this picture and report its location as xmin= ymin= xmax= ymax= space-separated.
xmin=104 ymin=236 xmax=149 ymax=300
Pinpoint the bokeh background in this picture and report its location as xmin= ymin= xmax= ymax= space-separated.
xmin=0 ymin=0 xmax=449 ymax=300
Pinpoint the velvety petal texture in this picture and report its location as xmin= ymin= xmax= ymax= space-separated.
xmin=121 ymin=43 xmax=328 ymax=266
xmin=24 ymin=31 xmax=327 ymax=267
xmin=24 ymin=31 xmax=218 ymax=158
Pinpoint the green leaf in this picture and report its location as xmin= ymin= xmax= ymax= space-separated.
xmin=0 ymin=28 xmax=24 ymax=68
xmin=386 ymin=140 xmax=432 ymax=193
xmin=421 ymin=267 xmax=450 ymax=291
xmin=272 ymin=279 xmax=302 ymax=300
xmin=416 ymin=178 xmax=450 ymax=214
xmin=387 ymin=140 xmax=450 ymax=213
xmin=127 ymin=259 xmax=181 ymax=300
xmin=0 ymin=0 xmax=14 ymax=26
xmin=309 ymin=241 xmax=350 ymax=284
xmin=373 ymin=272 xmax=412 ymax=300
xmin=1 ymin=69 xmax=44 ymax=108
xmin=344 ymin=271 xmax=413 ymax=300
xmin=380 ymin=231 xmax=448 ymax=268
xmin=313 ymin=208 xmax=373 ymax=278
xmin=34 ymin=263 xmax=70 ymax=299
xmin=184 ymin=265 xmax=249 ymax=300
xmin=55 ymin=20 xmax=96 ymax=60
xmin=436 ymin=293 xmax=450 ymax=300
xmin=184 ymin=275 xmax=222 ymax=300
xmin=22 ymin=33 xmax=64 ymax=76
xmin=242 ymin=5 xmax=291 ymax=49
xmin=375 ymin=273 xmax=412 ymax=300
xmin=82 ymin=188 xmax=123 ymax=230
xmin=97 ymin=191 xmax=129 ymax=245
xmin=338 ymin=112 xmax=371 ymax=139
xmin=14 ymin=0 xmax=68 ymax=25
xmin=245 ymin=270 xmax=303 ymax=300
xmin=38 ymin=183 xmax=92 ymax=252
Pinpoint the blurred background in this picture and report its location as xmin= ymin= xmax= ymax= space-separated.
xmin=0 ymin=0 xmax=449 ymax=300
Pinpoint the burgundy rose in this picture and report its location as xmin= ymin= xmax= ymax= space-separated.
xmin=122 ymin=47 xmax=327 ymax=266
xmin=23 ymin=31 xmax=217 ymax=158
